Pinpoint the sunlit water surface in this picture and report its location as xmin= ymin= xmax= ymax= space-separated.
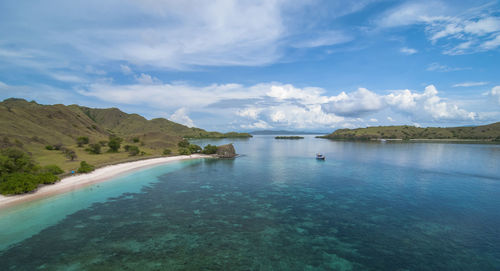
xmin=0 ymin=136 xmax=499 ymax=270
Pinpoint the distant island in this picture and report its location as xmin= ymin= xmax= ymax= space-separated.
xmin=0 ymin=98 xmax=248 ymax=195
xmin=318 ymin=122 xmax=500 ymax=142
xmin=275 ymin=136 xmax=304 ymax=140
xmin=251 ymin=130 xmax=323 ymax=135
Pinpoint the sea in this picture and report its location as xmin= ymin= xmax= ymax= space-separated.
xmin=0 ymin=135 xmax=499 ymax=270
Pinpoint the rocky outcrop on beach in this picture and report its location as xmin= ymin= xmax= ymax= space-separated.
xmin=216 ymin=144 xmax=236 ymax=158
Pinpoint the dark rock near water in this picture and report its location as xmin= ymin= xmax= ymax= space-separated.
xmin=216 ymin=144 xmax=236 ymax=158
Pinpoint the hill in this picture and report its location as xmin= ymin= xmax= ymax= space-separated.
xmin=0 ymin=98 xmax=250 ymax=171
xmin=319 ymin=122 xmax=500 ymax=142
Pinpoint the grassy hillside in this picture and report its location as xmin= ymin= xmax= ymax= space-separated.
xmin=319 ymin=122 xmax=500 ymax=141
xmin=0 ymin=98 xmax=250 ymax=172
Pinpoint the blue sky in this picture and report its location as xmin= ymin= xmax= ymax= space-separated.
xmin=1 ymin=0 xmax=500 ymax=132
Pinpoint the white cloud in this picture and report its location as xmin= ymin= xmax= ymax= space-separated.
xmin=293 ymin=31 xmax=353 ymax=48
xmin=481 ymin=34 xmax=500 ymax=50
xmin=47 ymin=72 xmax=86 ymax=83
xmin=378 ymin=2 xmax=500 ymax=54
xmin=377 ymin=1 xmax=448 ymax=28
xmin=463 ymin=17 xmax=500 ymax=35
xmin=169 ymin=107 xmax=194 ymax=127
xmin=491 ymin=86 xmax=500 ymax=104
xmin=266 ymin=84 xmax=331 ymax=104
xmin=427 ymin=62 xmax=467 ymax=72
xmin=322 ymin=88 xmax=384 ymax=117
xmin=453 ymin=82 xmax=488 ymax=87
xmin=237 ymin=108 xmax=261 ymax=119
xmin=369 ymin=118 xmax=378 ymax=122
xmin=135 ymin=73 xmax=161 ymax=85
xmin=387 ymin=116 xmax=395 ymax=122
xmin=240 ymin=120 xmax=272 ymax=130
xmin=385 ymin=85 xmax=477 ymax=121
xmin=400 ymin=47 xmax=418 ymax=55
xmin=120 ymin=65 xmax=132 ymax=74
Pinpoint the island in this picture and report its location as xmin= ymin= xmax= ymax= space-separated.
xmin=275 ymin=136 xmax=305 ymax=140
xmin=317 ymin=122 xmax=500 ymax=142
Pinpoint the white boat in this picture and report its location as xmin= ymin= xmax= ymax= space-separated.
xmin=316 ymin=153 xmax=325 ymax=160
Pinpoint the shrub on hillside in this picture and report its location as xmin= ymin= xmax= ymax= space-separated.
xmin=77 ymin=161 xmax=95 ymax=173
xmin=76 ymin=136 xmax=89 ymax=147
xmin=178 ymin=148 xmax=191 ymax=155
xmin=45 ymin=145 xmax=54 ymax=150
xmin=42 ymin=165 xmax=64 ymax=175
xmin=86 ymin=143 xmax=101 ymax=154
xmin=53 ymin=143 xmax=63 ymax=150
xmin=188 ymin=144 xmax=202 ymax=154
xmin=125 ymin=145 xmax=140 ymax=156
xmin=108 ymin=135 xmax=123 ymax=152
xmin=163 ymin=149 xmax=172 ymax=155
xmin=178 ymin=139 xmax=190 ymax=148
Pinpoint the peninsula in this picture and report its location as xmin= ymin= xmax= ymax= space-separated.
xmin=0 ymin=98 xmax=246 ymax=195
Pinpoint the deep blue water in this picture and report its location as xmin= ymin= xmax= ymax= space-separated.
xmin=0 ymin=136 xmax=499 ymax=270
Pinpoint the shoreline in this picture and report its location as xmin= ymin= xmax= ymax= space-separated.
xmin=0 ymin=154 xmax=213 ymax=210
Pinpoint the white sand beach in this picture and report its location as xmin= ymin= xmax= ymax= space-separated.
xmin=0 ymin=154 xmax=212 ymax=210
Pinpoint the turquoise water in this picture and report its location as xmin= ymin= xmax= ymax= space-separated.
xmin=0 ymin=136 xmax=499 ymax=270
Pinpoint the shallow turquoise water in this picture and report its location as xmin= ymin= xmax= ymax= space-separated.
xmin=0 ymin=136 xmax=499 ymax=270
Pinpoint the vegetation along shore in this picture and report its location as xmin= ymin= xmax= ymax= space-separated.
xmin=318 ymin=122 xmax=500 ymax=142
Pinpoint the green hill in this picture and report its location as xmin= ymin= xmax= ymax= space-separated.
xmin=319 ymin=123 xmax=500 ymax=142
xmin=0 ymin=98 xmax=250 ymax=172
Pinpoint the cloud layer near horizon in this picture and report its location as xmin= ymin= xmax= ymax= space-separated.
xmin=72 ymin=80 xmax=491 ymax=129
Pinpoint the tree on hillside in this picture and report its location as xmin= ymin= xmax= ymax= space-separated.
xmin=86 ymin=143 xmax=101 ymax=154
xmin=76 ymin=136 xmax=89 ymax=147
xmin=124 ymin=145 xmax=140 ymax=156
xmin=108 ymin=135 xmax=123 ymax=152
xmin=178 ymin=139 xmax=190 ymax=148
xmin=63 ymin=148 xmax=77 ymax=161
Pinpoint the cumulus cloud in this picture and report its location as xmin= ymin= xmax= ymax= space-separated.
xmin=322 ymin=88 xmax=383 ymax=117
xmin=169 ymin=108 xmax=194 ymax=127
xmin=385 ymin=85 xmax=477 ymax=121
xmin=237 ymin=108 xmax=262 ymax=119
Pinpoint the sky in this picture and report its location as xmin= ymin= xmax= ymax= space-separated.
xmin=1 ymin=0 xmax=500 ymax=132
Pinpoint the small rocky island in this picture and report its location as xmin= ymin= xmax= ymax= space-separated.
xmin=216 ymin=144 xmax=237 ymax=158
xmin=275 ymin=136 xmax=304 ymax=140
